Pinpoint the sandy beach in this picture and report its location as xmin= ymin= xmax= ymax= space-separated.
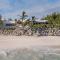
xmin=0 ymin=36 xmax=60 ymax=49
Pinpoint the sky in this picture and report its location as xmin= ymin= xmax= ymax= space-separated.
xmin=0 ymin=0 xmax=60 ymax=19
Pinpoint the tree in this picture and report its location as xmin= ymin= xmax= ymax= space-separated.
xmin=41 ymin=12 xmax=60 ymax=28
xmin=0 ymin=14 xmax=2 ymax=20
xmin=32 ymin=16 xmax=36 ymax=21
xmin=31 ymin=16 xmax=36 ymax=27
xmin=20 ymin=11 xmax=28 ymax=22
xmin=0 ymin=14 xmax=3 ymax=26
xmin=18 ymin=11 xmax=28 ymax=34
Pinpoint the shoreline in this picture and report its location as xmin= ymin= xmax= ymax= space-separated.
xmin=0 ymin=36 xmax=60 ymax=49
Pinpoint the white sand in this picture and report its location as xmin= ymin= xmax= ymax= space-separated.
xmin=0 ymin=36 xmax=60 ymax=49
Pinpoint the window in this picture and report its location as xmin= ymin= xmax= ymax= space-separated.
xmin=6 ymin=24 xmax=15 ymax=26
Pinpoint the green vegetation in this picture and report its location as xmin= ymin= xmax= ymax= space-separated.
xmin=30 ymin=12 xmax=60 ymax=28
xmin=20 ymin=11 xmax=28 ymax=22
xmin=32 ymin=24 xmax=46 ymax=28
xmin=41 ymin=12 xmax=60 ymax=28
xmin=19 ymin=11 xmax=28 ymax=27
xmin=0 ymin=20 xmax=3 ymax=26
xmin=1 ymin=12 xmax=60 ymax=29
xmin=0 ymin=15 xmax=3 ymax=27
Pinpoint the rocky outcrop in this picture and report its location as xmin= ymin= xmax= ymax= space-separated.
xmin=0 ymin=27 xmax=60 ymax=36
xmin=32 ymin=28 xmax=60 ymax=36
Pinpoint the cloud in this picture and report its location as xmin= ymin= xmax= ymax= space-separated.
xmin=0 ymin=0 xmax=60 ymax=19
xmin=25 ymin=0 xmax=60 ymax=18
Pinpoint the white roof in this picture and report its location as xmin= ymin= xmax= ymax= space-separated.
xmin=35 ymin=19 xmax=48 ymax=22
xmin=3 ymin=20 xmax=15 ymax=24
xmin=20 ymin=19 xmax=28 ymax=22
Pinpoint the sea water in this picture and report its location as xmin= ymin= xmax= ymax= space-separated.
xmin=0 ymin=47 xmax=60 ymax=60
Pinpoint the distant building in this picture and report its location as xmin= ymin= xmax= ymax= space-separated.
xmin=32 ymin=19 xmax=48 ymax=24
xmin=3 ymin=20 xmax=16 ymax=29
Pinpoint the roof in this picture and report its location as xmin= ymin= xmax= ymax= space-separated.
xmin=3 ymin=20 xmax=15 ymax=24
xmin=35 ymin=19 xmax=48 ymax=23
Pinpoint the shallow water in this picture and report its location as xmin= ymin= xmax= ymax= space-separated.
xmin=0 ymin=47 xmax=60 ymax=60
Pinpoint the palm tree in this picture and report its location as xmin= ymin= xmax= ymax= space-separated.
xmin=20 ymin=11 xmax=28 ymax=22
xmin=17 ymin=11 xmax=28 ymax=27
xmin=31 ymin=16 xmax=36 ymax=26
xmin=18 ymin=11 xmax=28 ymax=35
xmin=31 ymin=16 xmax=36 ymax=34
xmin=32 ymin=16 xmax=36 ymax=21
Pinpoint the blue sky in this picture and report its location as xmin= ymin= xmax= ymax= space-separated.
xmin=0 ymin=0 xmax=60 ymax=19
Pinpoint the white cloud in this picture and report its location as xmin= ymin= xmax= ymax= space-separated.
xmin=0 ymin=0 xmax=60 ymax=19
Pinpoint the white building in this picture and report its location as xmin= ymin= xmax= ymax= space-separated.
xmin=3 ymin=20 xmax=16 ymax=29
xmin=32 ymin=19 xmax=48 ymax=24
